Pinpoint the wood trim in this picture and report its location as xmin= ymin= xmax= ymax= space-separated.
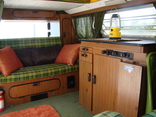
xmin=2 ymin=8 xmax=59 ymax=20
xmin=81 ymin=41 xmax=143 ymax=53
xmin=71 ymin=0 xmax=156 ymax=17
xmin=0 ymin=71 xmax=79 ymax=106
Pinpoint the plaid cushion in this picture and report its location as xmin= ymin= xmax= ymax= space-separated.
xmin=0 ymin=63 xmax=79 ymax=83
xmin=0 ymin=37 xmax=61 ymax=49
xmin=143 ymin=110 xmax=156 ymax=117
xmin=93 ymin=111 xmax=124 ymax=117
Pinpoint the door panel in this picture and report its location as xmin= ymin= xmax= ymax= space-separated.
xmin=92 ymin=55 xmax=121 ymax=114
xmin=62 ymin=18 xmax=72 ymax=45
xmin=79 ymin=60 xmax=92 ymax=111
xmin=116 ymin=62 xmax=143 ymax=117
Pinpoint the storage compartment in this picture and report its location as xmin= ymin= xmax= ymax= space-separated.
xmin=79 ymin=52 xmax=92 ymax=63
xmin=67 ymin=75 xmax=75 ymax=89
xmin=9 ymin=78 xmax=60 ymax=99
xmin=31 ymin=93 xmax=48 ymax=101
xmin=80 ymin=46 xmax=93 ymax=53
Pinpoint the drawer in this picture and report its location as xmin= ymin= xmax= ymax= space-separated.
xmin=79 ymin=52 xmax=92 ymax=63
xmin=80 ymin=46 xmax=93 ymax=53
xmin=94 ymin=47 xmax=107 ymax=55
xmin=9 ymin=78 xmax=60 ymax=99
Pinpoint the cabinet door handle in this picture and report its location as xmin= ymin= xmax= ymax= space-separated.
xmin=33 ymin=83 xmax=40 ymax=86
xmin=92 ymin=75 xmax=96 ymax=84
xmin=82 ymin=48 xmax=88 ymax=51
xmin=88 ymin=73 xmax=91 ymax=81
xmin=101 ymin=50 xmax=107 ymax=54
xmin=81 ymin=54 xmax=87 ymax=57
xmin=63 ymin=32 xmax=66 ymax=37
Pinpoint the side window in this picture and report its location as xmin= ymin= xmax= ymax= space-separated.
xmin=102 ymin=4 xmax=156 ymax=38
xmin=0 ymin=20 xmax=60 ymax=39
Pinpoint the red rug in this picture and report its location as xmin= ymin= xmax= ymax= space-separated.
xmin=0 ymin=104 xmax=60 ymax=117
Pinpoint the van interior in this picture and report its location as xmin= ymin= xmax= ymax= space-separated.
xmin=0 ymin=0 xmax=156 ymax=117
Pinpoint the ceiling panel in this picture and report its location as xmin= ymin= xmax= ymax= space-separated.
xmin=3 ymin=0 xmax=134 ymax=14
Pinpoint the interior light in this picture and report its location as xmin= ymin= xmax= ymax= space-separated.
xmin=109 ymin=14 xmax=121 ymax=39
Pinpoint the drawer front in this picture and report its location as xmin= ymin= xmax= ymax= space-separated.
xmin=79 ymin=52 xmax=92 ymax=63
xmin=9 ymin=78 xmax=60 ymax=98
xmin=80 ymin=46 xmax=93 ymax=53
xmin=94 ymin=47 xmax=107 ymax=55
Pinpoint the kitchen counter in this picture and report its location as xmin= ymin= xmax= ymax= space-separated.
xmin=78 ymin=38 xmax=156 ymax=46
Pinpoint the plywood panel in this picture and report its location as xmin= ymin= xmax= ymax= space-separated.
xmin=2 ymin=8 xmax=58 ymax=20
xmin=9 ymin=79 xmax=60 ymax=98
xmin=81 ymin=41 xmax=142 ymax=53
xmin=0 ymin=71 xmax=79 ymax=106
xmin=92 ymin=55 xmax=121 ymax=114
xmin=79 ymin=60 xmax=92 ymax=111
xmin=116 ymin=62 xmax=142 ymax=117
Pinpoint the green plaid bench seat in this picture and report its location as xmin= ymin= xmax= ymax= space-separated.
xmin=0 ymin=63 xmax=79 ymax=83
xmin=143 ymin=110 xmax=156 ymax=117
xmin=93 ymin=110 xmax=156 ymax=117
xmin=93 ymin=111 xmax=124 ymax=117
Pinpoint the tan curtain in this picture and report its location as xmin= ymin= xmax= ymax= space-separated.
xmin=0 ymin=0 xmax=4 ymax=20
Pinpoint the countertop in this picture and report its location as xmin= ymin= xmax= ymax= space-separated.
xmin=78 ymin=38 xmax=156 ymax=46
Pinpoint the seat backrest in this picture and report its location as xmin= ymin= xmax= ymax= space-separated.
xmin=0 ymin=37 xmax=61 ymax=49
xmin=146 ymin=52 xmax=156 ymax=113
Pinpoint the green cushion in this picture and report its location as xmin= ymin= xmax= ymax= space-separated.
xmin=0 ymin=63 xmax=79 ymax=83
xmin=0 ymin=37 xmax=61 ymax=49
xmin=143 ymin=110 xmax=156 ymax=117
xmin=93 ymin=111 xmax=124 ymax=117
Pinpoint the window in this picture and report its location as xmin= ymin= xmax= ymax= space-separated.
xmin=102 ymin=3 xmax=156 ymax=38
xmin=0 ymin=20 xmax=60 ymax=39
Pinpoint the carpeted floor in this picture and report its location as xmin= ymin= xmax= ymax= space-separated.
xmin=0 ymin=91 xmax=93 ymax=117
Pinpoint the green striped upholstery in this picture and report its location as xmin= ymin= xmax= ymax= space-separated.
xmin=0 ymin=37 xmax=61 ymax=49
xmin=0 ymin=63 xmax=79 ymax=83
xmin=93 ymin=111 xmax=124 ymax=117
xmin=143 ymin=110 xmax=156 ymax=117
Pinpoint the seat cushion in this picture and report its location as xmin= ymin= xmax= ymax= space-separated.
xmin=142 ymin=110 xmax=156 ymax=117
xmin=93 ymin=111 xmax=124 ymax=117
xmin=0 ymin=46 xmax=24 ymax=76
xmin=14 ymin=48 xmax=33 ymax=67
xmin=55 ymin=44 xmax=80 ymax=65
xmin=32 ymin=45 xmax=61 ymax=65
xmin=0 ymin=63 xmax=79 ymax=83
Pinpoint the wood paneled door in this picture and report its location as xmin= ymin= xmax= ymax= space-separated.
xmin=79 ymin=60 xmax=92 ymax=111
xmin=92 ymin=55 xmax=121 ymax=114
xmin=116 ymin=62 xmax=143 ymax=117
xmin=59 ymin=14 xmax=76 ymax=45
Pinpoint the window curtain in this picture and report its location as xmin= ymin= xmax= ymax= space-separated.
xmin=92 ymin=11 xmax=106 ymax=38
xmin=0 ymin=0 xmax=4 ymax=20
xmin=73 ymin=11 xmax=106 ymax=39
xmin=73 ymin=14 xmax=94 ymax=39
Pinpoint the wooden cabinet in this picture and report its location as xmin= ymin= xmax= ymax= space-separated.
xmin=79 ymin=60 xmax=92 ymax=111
xmin=79 ymin=41 xmax=156 ymax=116
xmin=79 ymin=46 xmax=93 ymax=111
xmin=59 ymin=14 xmax=77 ymax=45
xmin=2 ymin=8 xmax=58 ymax=20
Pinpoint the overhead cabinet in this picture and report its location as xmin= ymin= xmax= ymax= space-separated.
xmin=79 ymin=41 xmax=156 ymax=117
xmin=2 ymin=8 xmax=59 ymax=20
